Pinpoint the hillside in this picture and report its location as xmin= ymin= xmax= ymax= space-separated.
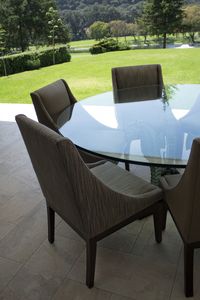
xmin=56 ymin=0 xmax=200 ymax=40
xmin=57 ymin=0 xmax=142 ymax=11
xmin=57 ymin=0 xmax=200 ymax=11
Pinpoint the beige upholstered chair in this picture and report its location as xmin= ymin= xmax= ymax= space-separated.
xmin=31 ymin=79 xmax=102 ymax=164
xmin=16 ymin=114 xmax=164 ymax=288
xmin=160 ymin=138 xmax=200 ymax=297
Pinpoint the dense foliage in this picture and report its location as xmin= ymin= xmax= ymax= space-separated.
xmin=59 ymin=0 xmax=143 ymax=40
xmin=0 ymin=0 xmax=70 ymax=52
xmin=142 ymin=0 xmax=184 ymax=48
xmin=0 ymin=46 xmax=71 ymax=76
xmin=57 ymin=0 xmax=200 ymax=40
xmin=89 ymin=38 xmax=130 ymax=54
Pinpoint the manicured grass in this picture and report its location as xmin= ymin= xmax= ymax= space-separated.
xmin=0 ymin=48 xmax=200 ymax=103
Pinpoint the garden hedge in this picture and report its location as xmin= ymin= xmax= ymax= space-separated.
xmin=0 ymin=46 xmax=71 ymax=76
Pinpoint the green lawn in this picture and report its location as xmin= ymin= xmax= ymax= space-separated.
xmin=0 ymin=48 xmax=200 ymax=103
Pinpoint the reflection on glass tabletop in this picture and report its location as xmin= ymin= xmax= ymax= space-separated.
xmin=58 ymin=84 xmax=200 ymax=167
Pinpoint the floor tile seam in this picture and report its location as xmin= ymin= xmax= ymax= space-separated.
xmin=98 ymin=242 xmax=135 ymax=255
xmin=130 ymin=219 xmax=154 ymax=255
xmin=0 ymin=258 xmax=24 ymax=295
xmin=0 ymin=254 xmax=22 ymax=265
xmin=56 ymin=232 xmax=83 ymax=244
xmin=51 ymin=247 xmax=87 ymax=298
xmin=169 ymin=243 xmax=183 ymax=299
xmin=97 ymin=244 xmax=150 ymax=261
xmin=109 ymin=289 xmax=135 ymax=300
xmin=0 ymin=199 xmax=44 ymax=233
xmin=49 ymin=278 xmax=114 ymax=300
xmin=0 ymin=232 xmax=48 ymax=267
xmin=0 ymin=217 xmax=47 ymax=266
xmin=0 ymin=223 xmax=17 ymax=242
xmin=129 ymin=219 xmax=146 ymax=253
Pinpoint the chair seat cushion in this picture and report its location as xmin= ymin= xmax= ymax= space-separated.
xmin=160 ymin=174 xmax=182 ymax=189
xmin=91 ymin=162 xmax=162 ymax=198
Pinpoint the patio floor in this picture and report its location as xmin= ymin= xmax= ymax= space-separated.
xmin=0 ymin=104 xmax=200 ymax=299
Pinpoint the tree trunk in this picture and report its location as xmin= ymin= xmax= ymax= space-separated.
xmin=2 ymin=57 xmax=7 ymax=76
xmin=189 ymin=32 xmax=195 ymax=44
xmin=19 ymin=23 xmax=25 ymax=52
xmin=163 ymin=32 xmax=167 ymax=48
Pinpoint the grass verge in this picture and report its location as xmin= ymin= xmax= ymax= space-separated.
xmin=0 ymin=48 xmax=200 ymax=103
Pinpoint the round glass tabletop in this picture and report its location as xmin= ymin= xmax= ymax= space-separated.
xmin=58 ymin=84 xmax=200 ymax=167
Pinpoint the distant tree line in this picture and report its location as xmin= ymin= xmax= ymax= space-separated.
xmin=60 ymin=1 xmax=143 ymax=40
xmin=58 ymin=0 xmax=200 ymax=41
xmin=1 ymin=0 xmax=200 ymax=56
xmin=86 ymin=1 xmax=200 ymax=48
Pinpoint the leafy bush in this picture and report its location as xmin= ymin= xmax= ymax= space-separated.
xmin=89 ymin=38 xmax=130 ymax=54
xmin=25 ymin=58 xmax=41 ymax=70
xmin=0 ymin=46 xmax=71 ymax=76
xmin=90 ymin=45 xmax=106 ymax=54
xmin=39 ymin=47 xmax=71 ymax=67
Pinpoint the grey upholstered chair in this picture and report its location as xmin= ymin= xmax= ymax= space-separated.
xmin=160 ymin=138 xmax=200 ymax=297
xmin=112 ymin=64 xmax=164 ymax=103
xmin=16 ymin=114 xmax=164 ymax=288
xmin=112 ymin=64 xmax=163 ymax=171
xmin=30 ymin=79 xmax=103 ymax=164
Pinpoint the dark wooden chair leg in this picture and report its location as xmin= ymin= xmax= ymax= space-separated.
xmin=47 ymin=205 xmax=55 ymax=244
xmin=125 ymin=162 xmax=130 ymax=171
xmin=184 ymin=244 xmax=194 ymax=297
xmin=86 ymin=239 xmax=97 ymax=288
xmin=162 ymin=204 xmax=168 ymax=231
xmin=153 ymin=204 xmax=162 ymax=243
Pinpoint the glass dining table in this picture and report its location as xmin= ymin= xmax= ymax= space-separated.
xmin=58 ymin=84 xmax=200 ymax=184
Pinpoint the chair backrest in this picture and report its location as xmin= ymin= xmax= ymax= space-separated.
xmin=166 ymin=138 xmax=200 ymax=243
xmin=15 ymin=115 xmax=128 ymax=239
xmin=112 ymin=64 xmax=163 ymax=101
xmin=31 ymin=79 xmax=76 ymax=132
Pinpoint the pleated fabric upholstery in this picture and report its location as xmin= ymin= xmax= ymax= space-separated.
xmin=31 ymin=79 xmax=76 ymax=132
xmin=160 ymin=138 xmax=200 ymax=244
xmin=112 ymin=64 xmax=163 ymax=101
xmin=30 ymin=79 xmax=103 ymax=164
xmin=112 ymin=64 xmax=163 ymax=89
xmin=16 ymin=115 xmax=163 ymax=240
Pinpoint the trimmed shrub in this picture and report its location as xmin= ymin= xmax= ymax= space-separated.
xmin=25 ymin=58 xmax=41 ymax=70
xmin=39 ymin=47 xmax=71 ymax=67
xmin=90 ymin=45 xmax=106 ymax=54
xmin=0 ymin=46 xmax=71 ymax=77
xmin=89 ymin=38 xmax=130 ymax=55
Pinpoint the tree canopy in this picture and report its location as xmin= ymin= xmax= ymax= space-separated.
xmin=57 ymin=0 xmax=200 ymax=40
xmin=141 ymin=0 xmax=184 ymax=48
xmin=183 ymin=4 xmax=200 ymax=43
xmin=0 ymin=0 xmax=69 ymax=52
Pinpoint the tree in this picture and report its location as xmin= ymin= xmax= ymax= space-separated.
xmin=126 ymin=23 xmax=139 ymax=42
xmin=0 ymin=26 xmax=7 ymax=76
xmin=0 ymin=0 xmax=59 ymax=51
xmin=142 ymin=0 xmax=184 ymax=48
xmin=87 ymin=21 xmax=109 ymax=40
xmin=46 ymin=6 xmax=70 ymax=64
xmin=137 ymin=18 xmax=149 ymax=42
xmin=109 ymin=20 xmax=128 ymax=42
xmin=183 ymin=5 xmax=200 ymax=43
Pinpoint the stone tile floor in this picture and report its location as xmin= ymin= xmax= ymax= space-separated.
xmin=0 ymin=104 xmax=200 ymax=299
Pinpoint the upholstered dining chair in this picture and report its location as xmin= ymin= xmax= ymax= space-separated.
xmin=160 ymin=138 xmax=200 ymax=297
xmin=30 ymin=79 xmax=103 ymax=164
xmin=16 ymin=114 xmax=164 ymax=288
xmin=112 ymin=64 xmax=164 ymax=103
xmin=112 ymin=64 xmax=163 ymax=171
